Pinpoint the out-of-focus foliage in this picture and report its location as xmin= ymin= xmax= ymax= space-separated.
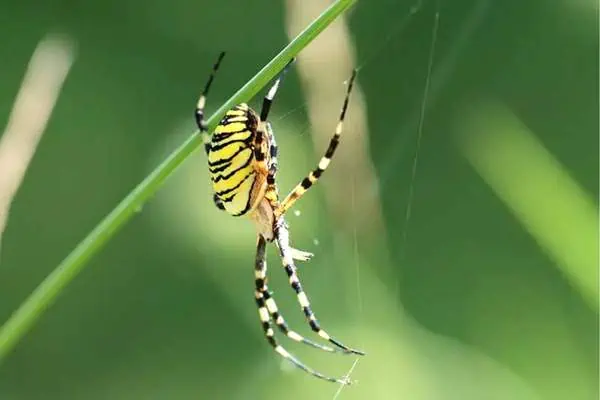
xmin=0 ymin=0 xmax=597 ymax=399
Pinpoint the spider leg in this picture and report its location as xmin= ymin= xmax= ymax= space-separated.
xmin=254 ymin=235 xmax=352 ymax=384
xmin=263 ymin=122 xmax=315 ymax=262
xmin=195 ymin=51 xmax=226 ymax=155
xmin=259 ymin=59 xmax=295 ymax=125
xmin=264 ymin=121 xmax=279 ymax=199
xmin=254 ymin=59 xmax=294 ymax=183
xmin=212 ymin=193 xmax=225 ymax=211
xmin=259 ymin=66 xmax=313 ymax=261
xmin=275 ymin=70 xmax=357 ymax=219
xmin=274 ymin=220 xmax=365 ymax=356
xmin=256 ymin=235 xmax=337 ymax=352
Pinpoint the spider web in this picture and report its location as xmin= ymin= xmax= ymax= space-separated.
xmin=332 ymin=2 xmax=441 ymax=398
xmin=268 ymin=0 xmax=441 ymax=395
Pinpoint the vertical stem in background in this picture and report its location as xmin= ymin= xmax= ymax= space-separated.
xmin=0 ymin=35 xmax=75 ymax=255
xmin=284 ymin=0 xmax=386 ymax=241
xmin=284 ymin=1 xmax=389 ymax=394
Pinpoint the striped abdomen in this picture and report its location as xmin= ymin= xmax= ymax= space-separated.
xmin=207 ymin=104 xmax=259 ymax=216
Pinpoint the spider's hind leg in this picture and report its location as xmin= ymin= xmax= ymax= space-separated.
xmin=274 ymin=219 xmax=365 ymax=356
xmin=254 ymin=234 xmax=352 ymax=384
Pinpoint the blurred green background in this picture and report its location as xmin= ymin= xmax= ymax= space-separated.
xmin=0 ymin=0 xmax=597 ymax=399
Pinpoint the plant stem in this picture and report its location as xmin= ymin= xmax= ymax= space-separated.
xmin=0 ymin=0 xmax=357 ymax=363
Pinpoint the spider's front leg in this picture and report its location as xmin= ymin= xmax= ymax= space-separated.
xmin=253 ymin=57 xmax=293 ymax=190
xmin=194 ymin=52 xmax=225 ymax=154
xmin=275 ymin=70 xmax=357 ymax=219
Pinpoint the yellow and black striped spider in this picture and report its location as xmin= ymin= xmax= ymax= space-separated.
xmin=195 ymin=53 xmax=364 ymax=384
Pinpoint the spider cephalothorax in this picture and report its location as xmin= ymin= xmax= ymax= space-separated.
xmin=195 ymin=53 xmax=364 ymax=384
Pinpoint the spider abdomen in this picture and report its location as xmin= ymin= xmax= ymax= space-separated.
xmin=207 ymin=103 xmax=259 ymax=216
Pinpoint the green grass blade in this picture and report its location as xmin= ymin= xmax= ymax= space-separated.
xmin=0 ymin=0 xmax=357 ymax=362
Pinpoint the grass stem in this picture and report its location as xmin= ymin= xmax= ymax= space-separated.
xmin=0 ymin=0 xmax=356 ymax=363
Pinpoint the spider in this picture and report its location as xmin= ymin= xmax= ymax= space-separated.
xmin=195 ymin=52 xmax=364 ymax=384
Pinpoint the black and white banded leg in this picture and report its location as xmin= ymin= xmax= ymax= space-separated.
xmin=264 ymin=101 xmax=313 ymax=263
xmin=254 ymin=235 xmax=351 ymax=384
xmin=255 ymin=59 xmax=295 ymax=169
xmin=276 ymin=70 xmax=357 ymax=218
xmin=195 ymin=52 xmax=226 ymax=155
xmin=255 ymin=236 xmax=336 ymax=352
xmin=265 ymin=121 xmax=279 ymax=193
xmin=274 ymin=220 xmax=365 ymax=356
